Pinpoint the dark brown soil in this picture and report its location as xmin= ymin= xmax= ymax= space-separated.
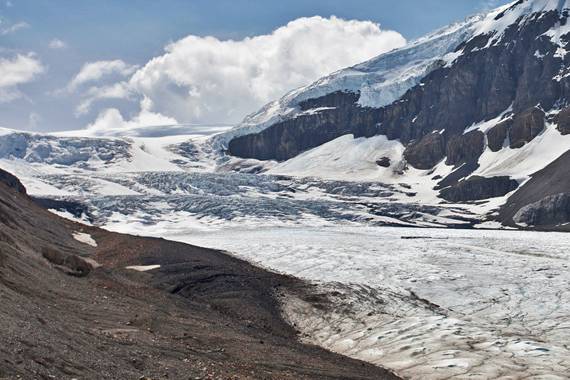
xmin=0 ymin=169 xmax=400 ymax=380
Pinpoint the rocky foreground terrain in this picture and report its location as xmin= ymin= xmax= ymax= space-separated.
xmin=0 ymin=167 xmax=399 ymax=380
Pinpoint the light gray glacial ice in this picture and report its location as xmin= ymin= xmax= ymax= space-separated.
xmin=163 ymin=226 xmax=570 ymax=380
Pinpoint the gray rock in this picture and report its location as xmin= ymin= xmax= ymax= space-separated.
xmin=509 ymin=108 xmax=545 ymax=149
xmin=403 ymin=133 xmax=445 ymax=170
xmin=514 ymin=193 xmax=570 ymax=226
xmin=440 ymin=176 xmax=519 ymax=202
xmin=446 ymin=130 xmax=485 ymax=166
xmin=376 ymin=157 xmax=391 ymax=168
xmin=554 ymin=106 xmax=570 ymax=135
xmin=487 ymin=120 xmax=511 ymax=152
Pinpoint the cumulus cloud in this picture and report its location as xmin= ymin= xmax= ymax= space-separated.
xmin=81 ymin=16 xmax=405 ymax=133
xmin=68 ymin=60 xmax=138 ymax=92
xmin=0 ymin=53 xmax=44 ymax=103
xmin=123 ymin=16 xmax=406 ymax=126
xmin=86 ymin=99 xmax=177 ymax=136
xmin=48 ymin=38 xmax=67 ymax=50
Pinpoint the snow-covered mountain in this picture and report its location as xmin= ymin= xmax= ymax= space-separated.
xmin=210 ymin=13 xmax=484 ymax=150
xmin=214 ymin=0 xmax=570 ymax=230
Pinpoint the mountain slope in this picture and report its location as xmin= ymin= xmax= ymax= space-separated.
xmin=0 ymin=168 xmax=399 ymax=379
xmin=218 ymin=0 xmax=570 ymax=230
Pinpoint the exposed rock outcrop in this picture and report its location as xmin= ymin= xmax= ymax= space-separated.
xmin=403 ymin=133 xmax=445 ymax=170
xmin=446 ymin=130 xmax=485 ymax=166
xmin=298 ymin=91 xmax=360 ymax=111
xmin=0 ymin=169 xmax=26 ymax=194
xmin=228 ymin=93 xmax=382 ymax=161
xmin=227 ymin=6 xmax=570 ymax=176
xmin=376 ymin=157 xmax=391 ymax=167
xmin=508 ymin=108 xmax=546 ymax=149
xmin=499 ymin=150 xmax=570 ymax=231
xmin=440 ymin=176 xmax=519 ymax=202
xmin=487 ymin=120 xmax=511 ymax=152
xmin=554 ymin=106 xmax=570 ymax=135
xmin=513 ymin=193 xmax=570 ymax=227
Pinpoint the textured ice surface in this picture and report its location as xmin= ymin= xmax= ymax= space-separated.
xmin=34 ymin=171 xmax=470 ymax=230
xmin=1 ymin=129 xmax=569 ymax=378
xmin=148 ymin=225 xmax=570 ymax=380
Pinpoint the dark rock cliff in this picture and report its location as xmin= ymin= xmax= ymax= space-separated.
xmin=403 ymin=132 xmax=445 ymax=170
xmin=228 ymin=8 xmax=569 ymax=171
xmin=225 ymin=4 xmax=570 ymax=222
xmin=440 ymin=176 xmax=519 ymax=202
xmin=555 ymin=106 xmax=570 ymax=134
xmin=487 ymin=119 xmax=512 ymax=151
xmin=228 ymin=91 xmax=382 ymax=161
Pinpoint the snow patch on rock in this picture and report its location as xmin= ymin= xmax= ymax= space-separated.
xmin=72 ymin=232 xmax=97 ymax=247
xmin=126 ymin=265 xmax=161 ymax=272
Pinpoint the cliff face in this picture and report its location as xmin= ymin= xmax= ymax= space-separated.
xmin=228 ymin=91 xmax=382 ymax=161
xmin=228 ymin=7 xmax=568 ymax=167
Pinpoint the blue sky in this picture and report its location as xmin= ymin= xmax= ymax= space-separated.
xmin=0 ymin=0 xmax=511 ymax=132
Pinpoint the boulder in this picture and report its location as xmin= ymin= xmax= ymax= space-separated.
xmin=514 ymin=193 xmax=570 ymax=226
xmin=42 ymin=248 xmax=93 ymax=277
xmin=375 ymin=157 xmax=391 ymax=168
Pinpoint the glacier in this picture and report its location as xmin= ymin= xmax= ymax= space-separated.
xmin=1 ymin=1 xmax=570 ymax=378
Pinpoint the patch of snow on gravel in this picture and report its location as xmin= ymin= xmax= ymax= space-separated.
xmin=72 ymin=232 xmax=97 ymax=247
xmin=125 ymin=265 xmax=161 ymax=272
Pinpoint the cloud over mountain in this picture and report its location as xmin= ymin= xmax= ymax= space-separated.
xmin=86 ymin=16 xmax=405 ymax=132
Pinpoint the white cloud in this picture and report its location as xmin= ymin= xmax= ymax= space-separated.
xmin=0 ymin=21 xmax=29 ymax=35
xmin=85 ymin=16 xmax=405 ymax=133
xmin=75 ymin=82 xmax=132 ymax=115
xmin=48 ymin=38 xmax=67 ymax=50
xmin=0 ymin=53 xmax=44 ymax=103
xmin=86 ymin=102 xmax=178 ymax=136
xmin=68 ymin=60 xmax=138 ymax=92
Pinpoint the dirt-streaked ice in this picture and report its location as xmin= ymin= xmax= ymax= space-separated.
xmin=141 ymin=225 xmax=570 ymax=380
